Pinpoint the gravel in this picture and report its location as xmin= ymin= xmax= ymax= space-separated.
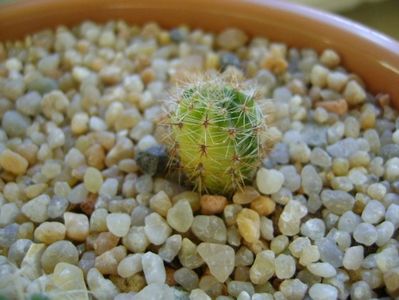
xmin=0 ymin=21 xmax=398 ymax=300
xmin=197 ymin=243 xmax=235 ymax=282
xmin=167 ymin=200 xmax=193 ymax=233
xmin=142 ymin=251 xmax=166 ymax=284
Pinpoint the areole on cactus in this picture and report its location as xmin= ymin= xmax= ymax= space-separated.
xmin=166 ymin=75 xmax=272 ymax=194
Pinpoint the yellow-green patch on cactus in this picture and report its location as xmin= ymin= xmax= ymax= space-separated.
xmin=167 ymin=76 xmax=271 ymax=194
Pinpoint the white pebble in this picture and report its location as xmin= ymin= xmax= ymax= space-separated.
xmin=275 ymin=254 xmax=296 ymax=279
xmin=301 ymin=218 xmax=325 ymax=241
xmin=361 ymin=200 xmax=385 ymax=224
xmin=309 ymin=283 xmax=338 ymax=300
xmin=307 ymin=262 xmax=336 ymax=278
xmin=256 ymin=168 xmax=284 ymax=195
xmin=106 ymin=213 xmax=131 ymax=237
xmin=190 ymin=289 xmax=211 ymax=300
xmin=144 ymin=213 xmax=172 ymax=245
xmin=137 ymin=135 xmax=158 ymax=152
xmin=385 ymin=157 xmax=399 ymax=181
xmin=87 ymin=268 xmax=119 ymax=300
xmin=343 ymin=246 xmax=364 ymax=270
xmin=338 ymin=211 xmax=361 ymax=233
xmin=5 ymin=58 xmax=23 ymax=72
xmin=353 ymin=223 xmax=377 ymax=246
xmin=72 ymin=66 xmax=91 ymax=82
xmin=386 ymin=204 xmax=399 ymax=229
xmin=135 ymin=283 xmax=174 ymax=300
xmin=117 ymin=254 xmax=142 ymax=278
xmin=376 ymin=221 xmax=394 ymax=246
xmin=343 ymin=80 xmax=366 ymax=106
xmin=142 ymin=252 xmax=166 ymax=284
xmin=21 ymin=195 xmax=50 ymax=223
xmin=100 ymin=178 xmax=118 ymax=198
xmin=89 ymin=116 xmax=108 ymax=131
xmin=366 ymin=183 xmax=386 ymax=200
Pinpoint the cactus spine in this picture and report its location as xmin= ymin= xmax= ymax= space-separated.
xmin=167 ymin=77 xmax=268 ymax=194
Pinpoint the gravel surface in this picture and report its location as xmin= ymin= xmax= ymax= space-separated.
xmin=0 ymin=21 xmax=398 ymax=299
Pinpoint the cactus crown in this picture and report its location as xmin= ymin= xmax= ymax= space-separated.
xmin=167 ymin=76 xmax=268 ymax=194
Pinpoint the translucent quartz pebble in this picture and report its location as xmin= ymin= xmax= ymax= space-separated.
xmin=191 ymin=216 xmax=227 ymax=244
xmin=134 ymin=283 xmax=175 ymax=300
xmin=142 ymin=252 xmax=166 ymax=284
xmin=197 ymin=243 xmax=235 ymax=282
xmin=49 ymin=263 xmax=89 ymax=300
xmin=249 ymin=250 xmax=275 ymax=284
xmin=87 ymin=268 xmax=119 ymax=300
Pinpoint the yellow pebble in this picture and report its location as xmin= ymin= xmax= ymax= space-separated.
xmin=250 ymin=196 xmax=276 ymax=216
xmin=0 ymin=149 xmax=29 ymax=175
xmin=84 ymin=167 xmax=103 ymax=193
xmin=236 ymin=208 xmax=260 ymax=243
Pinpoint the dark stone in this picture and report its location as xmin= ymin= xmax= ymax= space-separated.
xmin=169 ymin=28 xmax=186 ymax=43
xmin=136 ymin=145 xmax=168 ymax=176
xmin=220 ymin=52 xmax=241 ymax=71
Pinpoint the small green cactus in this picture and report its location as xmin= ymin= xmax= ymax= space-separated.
xmin=167 ymin=76 xmax=269 ymax=194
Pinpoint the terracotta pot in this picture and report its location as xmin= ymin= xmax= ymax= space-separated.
xmin=1 ymin=0 xmax=399 ymax=106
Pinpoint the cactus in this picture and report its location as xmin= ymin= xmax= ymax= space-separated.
xmin=167 ymin=76 xmax=269 ymax=194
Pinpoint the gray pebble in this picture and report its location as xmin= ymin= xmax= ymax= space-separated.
xmin=0 ymin=78 xmax=25 ymax=100
xmin=361 ymin=200 xmax=385 ymax=224
xmin=326 ymin=138 xmax=361 ymax=158
xmin=220 ymin=52 xmax=241 ymax=71
xmin=283 ymin=130 xmax=303 ymax=145
xmin=0 ymin=223 xmax=19 ymax=248
xmin=47 ymin=196 xmax=69 ymax=219
xmin=337 ymin=211 xmax=361 ymax=233
xmin=307 ymin=194 xmax=322 ymax=214
xmin=301 ymin=165 xmax=322 ymax=196
xmin=135 ymin=174 xmax=154 ymax=194
xmin=363 ymin=129 xmax=381 ymax=154
xmin=301 ymin=125 xmax=327 ymax=147
xmin=324 ymin=213 xmax=340 ymax=230
xmin=350 ymin=281 xmax=372 ymax=300
xmin=256 ymin=69 xmax=276 ymax=90
xmin=8 ymin=239 xmax=33 ymax=266
xmin=170 ymin=28 xmax=187 ymax=43
xmin=27 ymin=76 xmax=58 ymax=94
xmin=316 ymin=237 xmax=343 ymax=268
xmin=301 ymin=218 xmax=325 ymax=241
xmin=310 ymin=147 xmax=332 ymax=168
xmin=269 ymin=143 xmax=289 ymax=165
xmin=386 ymin=204 xmax=399 ymax=229
xmin=2 ymin=110 xmax=31 ymax=137
xmin=380 ymin=144 xmax=399 ymax=160
xmin=321 ymin=189 xmax=355 ymax=215
xmin=136 ymin=145 xmax=168 ymax=176
xmin=271 ymin=188 xmax=293 ymax=205
xmin=273 ymin=87 xmax=292 ymax=103
xmin=280 ymin=165 xmax=301 ymax=192
xmin=353 ymin=223 xmax=377 ymax=246
xmin=16 ymin=91 xmax=42 ymax=116
xmin=376 ymin=119 xmax=395 ymax=134
xmin=41 ymin=240 xmax=79 ymax=273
